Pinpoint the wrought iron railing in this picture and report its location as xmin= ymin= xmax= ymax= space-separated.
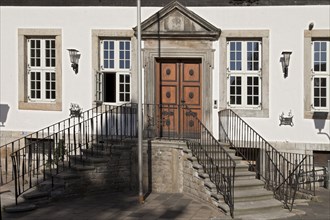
xmin=10 ymin=103 xmax=138 ymax=204
xmin=144 ymin=104 xmax=236 ymax=217
xmin=218 ymin=109 xmax=315 ymax=210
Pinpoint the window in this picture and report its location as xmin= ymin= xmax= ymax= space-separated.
xmin=219 ymin=30 xmax=269 ymax=118
xmin=227 ymin=40 xmax=261 ymax=109
xmin=304 ymin=30 xmax=330 ymax=119
xmin=96 ymin=39 xmax=131 ymax=104
xmin=28 ymin=38 xmax=56 ymax=101
xmin=311 ymin=41 xmax=329 ymax=111
xmin=18 ymin=29 xmax=62 ymax=111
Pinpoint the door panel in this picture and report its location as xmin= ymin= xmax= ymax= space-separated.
xmin=156 ymin=59 xmax=202 ymax=137
xmin=161 ymin=86 xmax=177 ymax=104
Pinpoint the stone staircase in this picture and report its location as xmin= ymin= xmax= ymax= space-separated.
xmin=186 ymin=143 xmax=295 ymax=219
xmin=3 ymin=139 xmax=299 ymax=219
xmin=3 ymin=139 xmax=137 ymax=213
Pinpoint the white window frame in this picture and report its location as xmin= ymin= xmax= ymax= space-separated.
xmin=27 ymin=38 xmax=56 ymax=102
xmin=18 ymin=29 xmax=62 ymax=111
xmin=98 ymin=39 xmax=131 ymax=104
xmin=226 ymin=40 xmax=262 ymax=109
xmin=311 ymin=40 xmax=330 ymax=112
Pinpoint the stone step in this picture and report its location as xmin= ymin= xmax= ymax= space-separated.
xmin=235 ymin=170 xmax=256 ymax=179
xmin=234 ymin=188 xmax=274 ymax=202
xmin=22 ymin=190 xmax=50 ymax=200
xmin=70 ymin=164 xmax=96 ymax=172
xmin=198 ymin=155 xmax=244 ymax=164
xmin=69 ymin=155 xmax=109 ymax=165
xmin=37 ymin=180 xmax=65 ymax=192
xmin=4 ymin=203 xmax=37 ymax=213
xmin=236 ymin=209 xmax=295 ymax=220
xmin=234 ymin=178 xmax=265 ymax=190
xmin=234 ymin=198 xmax=283 ymax=216
xmin=81 ymin=148 xmax=111 ymax=157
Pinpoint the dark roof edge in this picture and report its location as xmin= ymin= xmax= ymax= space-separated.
xmin=1 ymin=0 xmax=330 ymax=7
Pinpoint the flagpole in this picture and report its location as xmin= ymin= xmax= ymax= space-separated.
xmin=137 ymin=0 xmax=144 ymax=204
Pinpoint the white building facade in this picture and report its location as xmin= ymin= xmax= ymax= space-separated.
xmin=0 ymin=1 xmax=329 ymax=163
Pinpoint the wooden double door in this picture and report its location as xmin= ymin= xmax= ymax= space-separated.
xmin=156 ymin=58 xmax=202 ymax=137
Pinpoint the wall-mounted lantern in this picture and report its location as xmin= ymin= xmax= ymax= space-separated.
xmin=281 ymin=51 xmax=292 ymax=78
xmin=67 ymin=49 xmax=81 ymax=74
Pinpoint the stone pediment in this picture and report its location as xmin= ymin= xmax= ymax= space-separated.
xmin=134 ymin=1 xmax=221 ymax=40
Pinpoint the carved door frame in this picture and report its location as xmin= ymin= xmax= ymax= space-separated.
xmin=143 ymin=44 xmax=214 ymax=134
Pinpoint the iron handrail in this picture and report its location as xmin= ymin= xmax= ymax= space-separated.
xmin=267 ymin=151 xmax=307 ymax=210
xmin=218 ymin=109 xmax=315 ymax=208
xmin=10 ymin=103 xmax=138 ymax=204
xmin=144 ymin=103 xmax=236 ymax=217
xmin=0 ymin=104 xmax=104 ymax=185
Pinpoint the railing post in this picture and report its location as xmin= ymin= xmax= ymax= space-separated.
xmin=327 ymin=160 xmax=330 ymax=189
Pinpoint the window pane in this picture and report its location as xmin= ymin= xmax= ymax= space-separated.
xmin=237 ymin=87 xmax=241 ymax=95
xmin=230 ymin=96 xmax=235 ymax=104
xmin=120 ymin=60 xmax=124 ymax=69
xmin=230 ymin=42 xmax=235 ymax=50
xmin=254 ymin=77 xmax=259 ymax=85
xmin=230 ymin=87 xmax=235 ymax=94
xmin=314 ymin=88 xmax=320 ymax=96
xmin=237 ymin=96 xmax=241 ymax=105
xmin=125 ymin=94 xmax=130 ymax=101
xmin=321 ymin=52 xmax=326 ymax=61
xmin=247 ymin=96 xmax=252 ymax=105
xmin=321 ymin=42 xmax=326 ymax=51
xmin=321 ymin=98 xmax=326 ymax=107
xmin=237 ymin=77 xmax=241 ymax=85
xmin=247 ymin=87 xmax=252 ymax=95
xmin=314 ymin=98 xmax=320 ymax=106
xmin=126 ymin=51 xmax=130 ymax=59
xmin=237 ymin=62 xmax=242 ymax=70
xmin=314 ymin=78 xmax=320 ymax=86
xmin=247 ymin=77 xmax=252 ymax=85
xmin=254 ymin=97 xmax=259 ymax=104
xmin=254 ymin=87 xmax=259 ymax=95
xmin=237 ymin=52 xmax=242 ymax=61
xmin=247 ymin=42 xmax=252 ymax=51
xmin=230 ymin=62 xmax=235 ymax=70
xmin=314 ymin=42 xmax=320 ymax=51
xmin=321 ymin=78 xmax=326 ymax=86
xmin=321 ymin=88 xmax=326 ymax=96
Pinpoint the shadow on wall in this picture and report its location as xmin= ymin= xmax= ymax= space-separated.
xmin=313 ymin=112 xmax=330 ymax=140
xmin=0 ymin=104 xmax=10 ymax=127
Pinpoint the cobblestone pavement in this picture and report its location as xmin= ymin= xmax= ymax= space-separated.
xmin=285 ymin=187 xmax=330 ymax=220
xmin=1 ymin=187 xmax=329 ymax=220
xmin=2 ymin=192 xmax=228 ymax=220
